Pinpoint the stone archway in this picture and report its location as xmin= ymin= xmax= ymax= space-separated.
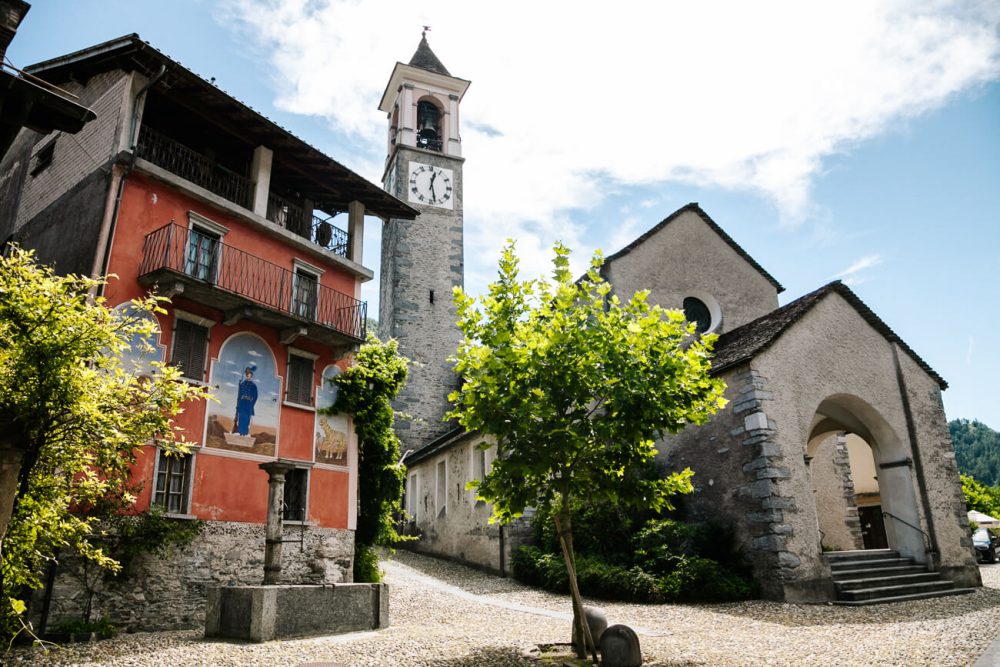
xmin=806 ymin=394 xmax=927 ymax=562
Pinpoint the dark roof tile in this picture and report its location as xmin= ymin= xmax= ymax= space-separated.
xmin=409 ymin=35 xmax=450 ymax=76
xmin=711 ymin=281 xmax=946 ymax=388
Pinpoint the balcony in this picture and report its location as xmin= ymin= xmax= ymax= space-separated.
xmin=137 ymin=223 xmax=366 ymax=347
xmin=135 ymin=126 xmax=351 ymax=258
xmin=135 ymin=125 xmax=253 ymax=209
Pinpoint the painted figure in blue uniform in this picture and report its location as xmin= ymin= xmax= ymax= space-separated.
xmin=234 ymin=364 xmax=258 ymax=436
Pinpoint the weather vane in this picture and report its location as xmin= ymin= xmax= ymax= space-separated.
xmin=422 ymin=25 xmax=431 ymax=38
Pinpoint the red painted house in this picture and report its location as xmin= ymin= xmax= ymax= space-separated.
xmin=0 ymin=34 xmax=416 ymax=630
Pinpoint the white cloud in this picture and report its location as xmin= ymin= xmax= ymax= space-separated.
xmin=221 ymin=0 xmax=1000 ymax=293
xmin=832 ymin=254 xmax=882 ymax=285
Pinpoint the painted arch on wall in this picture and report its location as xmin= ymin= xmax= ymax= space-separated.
xmin=204 ymin=332 xmax=281 ymax=457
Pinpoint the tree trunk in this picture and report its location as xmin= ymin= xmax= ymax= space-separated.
xmin=554 ymin=501 xmax=597 ymax=663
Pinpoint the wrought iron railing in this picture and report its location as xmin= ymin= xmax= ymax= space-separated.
xmin=266 ymin=191 xmax=307 ymax=236
xmin=882 ymin=511 xmax=933 ymax=554
xmin=135 ymin=126 xmax=253 ymax=209
xmin=139 ymin=223 xmax=366 ymax=341
xmin=311 ymin=215 xmax=349 ymax=256
xmin=416 ymin=136 xmax=443 ymax=152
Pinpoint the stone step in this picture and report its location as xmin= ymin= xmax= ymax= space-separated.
xmin=829 ymin=557 xmax=914 ymax=571
xmin=832 ymin=588 xmax=976 ymax=606
xmin=824 ymin=548 xmax=897 ymax=562
xmin=838 ymin=580 xmax=956 ymax=602
xmin=831 ymin=564 xmax=927 ymax=579
xmin=835 ymin=572 xmax=943 ymax=592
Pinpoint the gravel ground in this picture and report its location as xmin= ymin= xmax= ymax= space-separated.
xmin=7 ymin=553 xmax=1000 ymax=666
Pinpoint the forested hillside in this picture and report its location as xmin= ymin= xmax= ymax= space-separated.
xmin=951 ymin=418 xmax=1000 ymax=486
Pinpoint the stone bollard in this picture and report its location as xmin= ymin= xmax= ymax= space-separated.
xmin=571 ymin=605 xmax=608 ymax=655
xmin=600 ymin=624 xmax=642 ymax=667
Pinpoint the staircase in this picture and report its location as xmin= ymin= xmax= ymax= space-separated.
xmin=824 ymin=549 xmax=975 ymax=605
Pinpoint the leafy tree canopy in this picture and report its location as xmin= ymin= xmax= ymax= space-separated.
xmin=329 ymin=334 xmax=410 ymax=581
xmin=951 ymin=418 xmax=1000 ymax=487
xmin=961 ymin=473 xmax=1000 ymax=519
xmin=447 ymin=241 xmax=727 ymax=658
xmin=0 ymin=247 xmax=207 ymax=632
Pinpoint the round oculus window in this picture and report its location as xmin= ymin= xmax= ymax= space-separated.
xmin=683 ymin=297 xmax=712 ymax=334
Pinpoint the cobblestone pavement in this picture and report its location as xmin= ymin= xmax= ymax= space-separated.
xmin=7 ymin=552 xmax=1000 ymax=666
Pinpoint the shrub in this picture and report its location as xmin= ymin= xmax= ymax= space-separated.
xmin=660 ymin=556 xmax=756 ymax=603
xmin=354 ymin=544 xmax=383 ymax=583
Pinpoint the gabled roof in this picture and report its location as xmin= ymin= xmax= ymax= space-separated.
xmin=24 ymin=34 xmax=417 ymax=220
xmin=404 ymin=426 xmax=468 ymax=465
xmin=604 ymin=202 xmax=784 ymax=293
xmin=711 ymin=281 xmax=947 ymax=388
xmin=408 ymin=34 xmax=450 ymax=76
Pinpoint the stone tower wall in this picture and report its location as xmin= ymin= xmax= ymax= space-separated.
xmin=379 ymin=146 xmax=465 ymax=452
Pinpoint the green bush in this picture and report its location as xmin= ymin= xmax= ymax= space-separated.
xmin=49 ymin=617 xmax=117 ymax=637
xmin=354 ymin=544 xmax=383 ymax=583
xmin=512 ymin=546 xmax=753 ymax=603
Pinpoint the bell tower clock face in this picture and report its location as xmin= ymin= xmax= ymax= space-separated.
xmin=408 ymin=161 xmax=454 ymax=209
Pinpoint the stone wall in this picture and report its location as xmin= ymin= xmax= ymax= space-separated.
xmin=31 ymin=521 xmax=354 ymax=632
xmin=379 ymin=146 xmax=465 ymax=453
xmin=810 ymin=433 xmax=863 ymax=551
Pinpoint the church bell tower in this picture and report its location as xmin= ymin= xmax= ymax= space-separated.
xmin=378 ymin=33 xmax=470 ymax=453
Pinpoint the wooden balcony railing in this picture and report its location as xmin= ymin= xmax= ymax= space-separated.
xmin=135 ymin=126 xmax=253 ymax=209
xmin=138 ymin=223 xmax=366 ymax=341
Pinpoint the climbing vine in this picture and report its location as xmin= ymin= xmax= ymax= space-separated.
xmin=327 ymin=334 xmax=410 ymax=582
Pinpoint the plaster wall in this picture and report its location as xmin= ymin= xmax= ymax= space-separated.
xmin=32 ymin=521 xmax=355 ymax=632
xmin=603 ymin=209 xmax=778 ymax=334
xmin=379 ymin=146 xmax=464 ymax=452
xmin=404 ymin=433 xmax=532 ymax=574
xmin=753 ymin=292 xmax=979 ymax=590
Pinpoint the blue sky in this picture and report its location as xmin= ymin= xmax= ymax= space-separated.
xmin=9 ymin=1 xmax=999 ymax=429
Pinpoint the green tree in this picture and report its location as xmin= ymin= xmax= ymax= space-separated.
xmin=961 ymin=473 xmax=1000 ymax=518
xmin=448 ymin=241 xmax=727 ymax=660
xmin=329 ymin=334 xmax=409 ymax=582
xmin=951 ymin=418 xmax=1000 ymax=486
xmin=0 ymin=247 xmax=207 ymax=634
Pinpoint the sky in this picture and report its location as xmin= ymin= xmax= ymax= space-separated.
xmin=8 ymin=1 xmax=1000 ymax=429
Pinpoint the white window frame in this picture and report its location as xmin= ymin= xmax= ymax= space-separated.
xmin=436 ymin=459 xmax=447 ymax=517
xmin=291 ymin=259 xmax=323 ymax=320
xmin=185 ymin=212 xmax=229 ymax=282
xmin=150 ymin=448 xmax=197 ymax=518
xmin=282 ymin=465 xmax=312 ymax=524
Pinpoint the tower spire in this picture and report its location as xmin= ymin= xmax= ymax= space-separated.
xmin=409 ymin=30 xmax=450 ymax=76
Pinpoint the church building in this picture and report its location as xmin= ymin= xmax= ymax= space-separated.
xmin=381 ymin=39 xmax=981 ymax=603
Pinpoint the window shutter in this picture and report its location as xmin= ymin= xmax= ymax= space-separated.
xmin=286 ymin=355 xmax=313 ymax=406
xmin=172 ymin=319 xmax=208 ymax=380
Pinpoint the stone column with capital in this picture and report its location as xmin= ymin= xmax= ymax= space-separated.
xmin=259 ymin=460 xmax=296 ymax=585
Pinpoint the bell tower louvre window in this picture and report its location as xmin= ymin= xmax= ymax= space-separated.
xmin=416 ymin=99 xmax=442 ymax=152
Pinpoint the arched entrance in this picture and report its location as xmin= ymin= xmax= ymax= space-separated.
xmin=806 ymin=394 xmax=926 ymax=562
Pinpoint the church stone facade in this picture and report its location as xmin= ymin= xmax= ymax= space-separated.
xmin=380 ymin=43 xmax=979 ymax=600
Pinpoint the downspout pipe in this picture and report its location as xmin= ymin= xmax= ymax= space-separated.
xmin=92 ymin=64 xmax=166 ymax=296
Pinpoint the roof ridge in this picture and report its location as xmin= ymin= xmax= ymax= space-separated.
xmin=604 ymin=203 xmax=784 ymax=293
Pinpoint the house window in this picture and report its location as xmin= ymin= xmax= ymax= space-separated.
xmin=170 ymin=317 xmax=210 ymax=381
xmin=292 ymin=268 xmax=318 ymax=320
xmin=408 ymin=473 xmax=419 ymax=520
xmin=30 ymin=140 xmax=55 ymax=176
xmin=473 ymin=446 xmax=487 ymax=482
xmin=153 ymin=449 xmax=192 ymax=514
xmin=283 ymin=468 xmax=308 ymax=522
xmin=185 ymin=227 xmax=220 ymax=281
xmin=285 ymin=350 xmax=315 ymax=407
xmin=436 ymin=460 xmax=447 ymax=517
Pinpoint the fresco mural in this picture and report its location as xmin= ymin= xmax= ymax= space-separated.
xmin=205 ymin=333 xmax=280 ymax=457
xmin=314 ymin=365 xmax=349 ymax=465
xmin=113 ymin=303 xmax=164 ymax=378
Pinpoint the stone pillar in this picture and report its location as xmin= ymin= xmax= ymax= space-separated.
xmin=250 ymin=145 xmax=273 ymax=218
xmin=447 ymin=93 xmax=461 ymax=156
xmin=347 ymin=200 xmax=365 ymax=264
xmin=259 ymin=461 xmax=296 ymax=585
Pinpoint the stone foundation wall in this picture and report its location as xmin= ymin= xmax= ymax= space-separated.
xmin=31 ymin=521 xmax=354 ymax=632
